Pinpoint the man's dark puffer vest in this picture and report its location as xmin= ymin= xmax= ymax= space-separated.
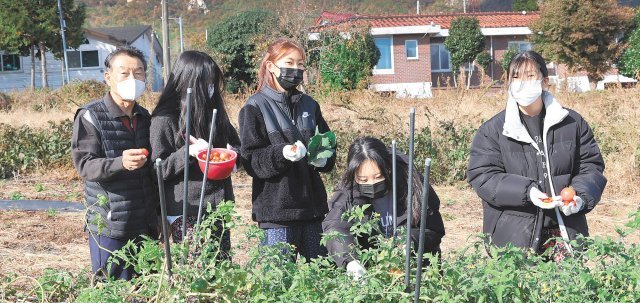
xmin=79 ymin=99 xmax=157 ymax=240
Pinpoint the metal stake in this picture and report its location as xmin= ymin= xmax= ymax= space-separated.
xmin=414 ymin=158 xmax=432 ymax=303
xmin=404 ymin=107 xmax=416 ymax=292
xmin=155 ymin=159 xmax=173 ymax=280
xmin=196 ymin=109 xmax=218 ymax=231
xmin=392 ymin=140 xmax=398 ymax=239
xmin=181 ymin=88 xmax=192 ymax=263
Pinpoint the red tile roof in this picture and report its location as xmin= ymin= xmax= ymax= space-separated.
xmin=312 ymin=10 xmax=540 ymax=31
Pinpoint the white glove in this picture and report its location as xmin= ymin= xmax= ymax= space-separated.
xmin=188 ymin=138 xmax=209 ymax=157
xmin=309 ymin=157 xmax=328 ymax=168
xmin=529 ymin=187 xmax=561 ymax=209
xmin=283 ymin=140 xmax=306 ymax=162
xmin=346 ymin=260 xmax=366 ymax=281
xmin=561 ymin=195 xmax=584 ymax=216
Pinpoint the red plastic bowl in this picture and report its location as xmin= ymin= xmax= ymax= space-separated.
xmin=196 ymin=148 xmax=237 ymax=180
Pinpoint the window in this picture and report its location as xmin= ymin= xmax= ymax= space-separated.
xmin=67 ymin=50 xmax=99 ymax=69
xmin=430 ymin=44 xmax=450 ymax=72
xmin=67 ymin=51 xmax=81 ymax=68
xmin=508 ymin=41 xmax=532 ymax=52
xmin=374 ymin=36 xmax=393 ymax=73
xmin=1 ymin=54 xmax=21 ymax=72
xmin=405 ymin=40 xmax=418 ymax=59
xmin=82 ymin=51 xmax=99 ymax=67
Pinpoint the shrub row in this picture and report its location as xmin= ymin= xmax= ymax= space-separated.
xmin=0 ymin=120 xmax=73 ymax=178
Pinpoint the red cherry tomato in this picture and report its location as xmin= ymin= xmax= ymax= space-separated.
xmin=560 ymin=187 xmax=576 ymax=206
xmin=141 ymin=148 xmax=149 ymax=157
xmin=220 ymin=152 xmax=229 ymax=161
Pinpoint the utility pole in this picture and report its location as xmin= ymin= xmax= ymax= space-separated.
xmin=463 ymin=0 xmax=467 ymax=13
xmin=169 ymin=16 xmax=184 ymax=53
xmin=161 ymin=0 xmax=171 ymax=85
xmin=416 ymin=1 xmax=420 ymax=14
xmin=57 ymin=0 xmax=70 ymax=85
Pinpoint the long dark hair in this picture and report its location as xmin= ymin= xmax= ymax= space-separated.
xmin=339 ymin=137 xmax=423 ymax=226
xmin=153 ymin=51 xmax=233 ymax=148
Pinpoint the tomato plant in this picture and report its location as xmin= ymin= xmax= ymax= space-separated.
xmin=3 ymin=204 xmax=640 ymax=303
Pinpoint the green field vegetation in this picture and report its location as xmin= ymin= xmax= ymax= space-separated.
xmin=2 ymin=201 xmax=640 ymax=302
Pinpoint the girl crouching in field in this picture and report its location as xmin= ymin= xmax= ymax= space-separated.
xmin=322 ymin=137 xmax=445 ymax=279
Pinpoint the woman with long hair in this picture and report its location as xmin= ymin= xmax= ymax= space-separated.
xmin=238 ymin=38 xmax=336 ymax=260
xmin=322 ymin=136 xmax=445 ymax=279
xmin=150 ymin=51 xmax=240 ymax=251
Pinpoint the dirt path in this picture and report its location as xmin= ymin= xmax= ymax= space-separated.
xmin=1 ymin=172 xmax=637 ymax=279
xmin=0 ymin=211 xmax=88 ymax=278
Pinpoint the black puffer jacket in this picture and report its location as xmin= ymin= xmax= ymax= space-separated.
xmin=467 ymin=92 xmax=606 ymax=252
xmin=322 ymin=155 xmax=445 ymax=267
xmin=238 ymin=85 xmax=335 ymax=225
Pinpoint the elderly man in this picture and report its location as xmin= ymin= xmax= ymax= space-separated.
xmin=71 ymin=46 xmax=157 ymax=280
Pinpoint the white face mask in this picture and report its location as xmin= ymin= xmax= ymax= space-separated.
xmin=509 ymin=80 xmax=542 ymax=106
xmin=116 ymin=78 xmax=146 ymax=102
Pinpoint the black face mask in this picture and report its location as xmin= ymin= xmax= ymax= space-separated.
xmin=358 ymin=180 xmax=387 ymax=199
xmin=276 ymin=67 xmax=304 ymax=90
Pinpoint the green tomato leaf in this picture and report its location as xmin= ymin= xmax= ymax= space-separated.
xmin=316 ymin=149 xmax=335 ymax=159
xmin=308 ymin=127 xmax=337 ymax=161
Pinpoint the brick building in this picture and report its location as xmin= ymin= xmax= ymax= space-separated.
xmin=311 ymin=11 xmax=635 ymax=97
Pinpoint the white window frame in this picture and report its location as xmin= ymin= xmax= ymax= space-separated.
xmin=373 ymin=36 xmax=394 ymax=75
xmin=508 ymin=41 xmax=532 ymax=52
xmin=405 ymin=39 xmax=418 ymax=60
xmin=67 ymin=49 xmax=100 ymax=69
xmin=430 ymin=43 xmax=451 ymax=72
xmin=0 ymin=52 xmax=22 ymax=73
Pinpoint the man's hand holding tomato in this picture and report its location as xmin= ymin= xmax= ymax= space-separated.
xmin=122 ymin=148 xmax=148 ymax=171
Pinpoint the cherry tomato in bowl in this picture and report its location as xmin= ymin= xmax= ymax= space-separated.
xmin=196 ymin=148 xmax=237 ymax=180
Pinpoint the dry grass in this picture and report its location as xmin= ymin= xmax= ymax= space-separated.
xmin=3 ymin=84 xmax=637 ymax=197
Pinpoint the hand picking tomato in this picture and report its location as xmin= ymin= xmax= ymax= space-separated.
xmin=141 ymin=148 xmax=149 ymax=157
xmin=560 ymin=187 xmax=576 ymax=206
